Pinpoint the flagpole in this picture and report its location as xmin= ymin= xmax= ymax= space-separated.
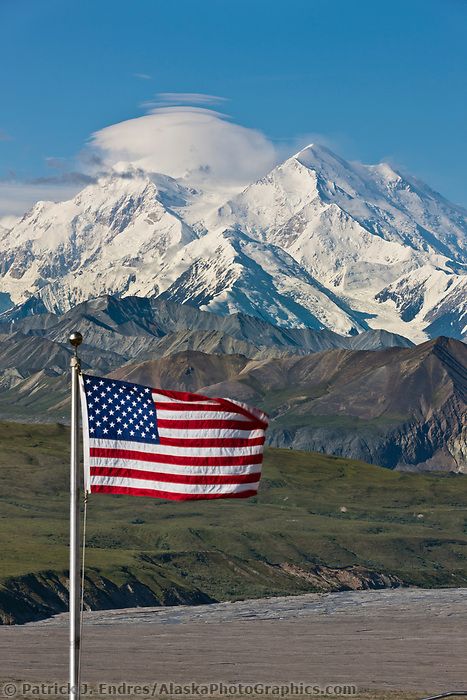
xmin=69 ymin=331 xmax=83 ymax=700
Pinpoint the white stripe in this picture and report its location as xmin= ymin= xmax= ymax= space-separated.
xmin=91 ymin=438 xmax=264 ymax=457
xmin=155 ymin=409 xmax=254 ymax=422
xmin=226 ymin=398 xmax=268 ymax=424
xmin=90 ymin=476 xmax=259 ymax=494
xmin=90 ymin=457 xmax=262 ymax=476
xmin=151 ymin=392 xmax=220 ymax=405
xmin=157 ymin=427 xmax=264 ymax=439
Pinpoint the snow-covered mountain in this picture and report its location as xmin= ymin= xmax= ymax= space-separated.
xmin=0 ymin=146 xmax=466 ymax=341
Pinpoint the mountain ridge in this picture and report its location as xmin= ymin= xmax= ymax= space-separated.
xmin=111 ymin=336 xmax=466 ymax=472
xmin=0 ymin=144 xmax=465 ymax=342
xmin=0 ymin=292 xmax=463 ymax=473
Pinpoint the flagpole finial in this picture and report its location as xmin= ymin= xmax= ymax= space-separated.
xmin=69 ymin=332 xmax=83 ymax=348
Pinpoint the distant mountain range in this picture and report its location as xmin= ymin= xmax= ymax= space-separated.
xmin=0 ymin=144 xmax=466 ymax=342
xmin=0 ymin=294 xmax=465 ymax=472
xmin=112 ymin=337 xmax=466 ymax=473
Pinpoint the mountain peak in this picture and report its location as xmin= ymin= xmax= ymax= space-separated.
xmin=0 ymin=140 xmax=466 ymax=342
xmin=292 ymin=142 xmax=345 ymax=169
xmin=294 ymin=142 xmax=334 ymax=158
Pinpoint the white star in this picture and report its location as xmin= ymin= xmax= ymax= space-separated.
xmin=116 ymin=416 xmax=122 ymax=423
xmin=103 ymin=416 xmax=108 ymax=422
xmin=117 ymin=429 xmax=122 ymax=435
xmin=123 ymin=423 xmax=128 ymax=429
xmin=90 ymin=427 xmax=95 ymax=433
xmin=96 ymin=421 xmax=101 ymax=427
xmin=130 ymin=430 xmax=135 ymax=436
xmin=93 ymin=384 xmax=98 ymax=391
xmin=95 ymin=408 xmax=100 ymax=415
xmin=108 ymin=397 xmax=113 ymax=404
xmin=103 ymin=428 xmax=108 ymax=434
xmin=85 ymin=378 xmax=91 ymax=384
xmin=99 ymin=380 xmax=104 ymax=386
xmin=89 ymin=415 xmax=94 ymax=421
xmin=100 ymin=391 xmax=106 ymax=397
xmin=110 ymin=422 xmax=115 ymax=428
xmin=151 ymin=434 xmax=156 ymax=439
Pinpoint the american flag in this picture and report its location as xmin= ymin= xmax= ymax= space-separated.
xmin=79 ymin=374 xmax=268 ymax=500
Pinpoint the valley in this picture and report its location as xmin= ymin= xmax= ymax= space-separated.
xmin=1 ymin=422 xmax=467 ymax=624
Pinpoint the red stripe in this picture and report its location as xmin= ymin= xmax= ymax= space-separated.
xmin=90 ymin=466 xmax=260 ymax=485
xmin=157 ymin=418 xmax=263 ymax=430
xmin=90 ymin=447 xmax=263 ymax=466
xmin=155 ymin=402 xmax=236 ymax=412
xmin=158 ymin=436 xmax=265 ymax=448
xmin=90 ymin=484 xmax=259 ymax=500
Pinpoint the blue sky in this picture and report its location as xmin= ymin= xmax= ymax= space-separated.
xmin=1 ymin=0 xmax=466 ymax=215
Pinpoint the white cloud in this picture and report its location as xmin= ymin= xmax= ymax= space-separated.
xmin=85 ymin=106 xmax=279 ymax=188
xmin=0 ymin=98 xmax=328 ymax=217
xmin=0 ymin=214 xmax=20 ymax=229
xmin=0 ymin=181 xmax=86 ymax=216
xmin=145 ymin=93 xmax=228 ymax=108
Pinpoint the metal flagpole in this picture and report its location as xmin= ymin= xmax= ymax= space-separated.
xmin=69 ymin=331 xmax=83 ymax=700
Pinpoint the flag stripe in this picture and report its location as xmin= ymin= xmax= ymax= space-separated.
xmin=155 ymin=410 xmax=254 ymax=422
xmin=158 ymin=436 xmax=265 ymax=448
xmin=90 ymin=484 xmax=259 ymax=500
xmin=155 ymin=403 xmax=255 ymax=416
xmin=156 ymin=418 xmax=264 ymax=431
xmin=90 ymin=456 xmax=262 ymax=476
xmin=151 ymin=392 xmax=220 ymax=405
xmin=156 ymin=427 xmax=264 ymax=439
xmin=90 ymin=446 xmax=263 ymax=466
xmin=90 ymin=466 xmax=260 ymax=485
xmin=90 ymin=475 xmax=259 ymax=494
xmin=91 ymin=437 xmax=265 ymax=453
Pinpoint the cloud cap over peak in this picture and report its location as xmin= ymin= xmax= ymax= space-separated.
xmin=85 ymin=104 xmax=278 ymax=188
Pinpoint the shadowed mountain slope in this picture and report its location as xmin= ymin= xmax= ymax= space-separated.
xmin=111 ymin=338 xmax=466 ymax=472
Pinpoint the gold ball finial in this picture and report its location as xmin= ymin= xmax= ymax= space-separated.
xmin=69 ymin=332 xmax=83 ymax=348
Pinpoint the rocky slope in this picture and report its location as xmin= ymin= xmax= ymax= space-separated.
xmin=112 ymin=337 xmax=467 ymax=472
xmin=0 ymin=296 xmax=463 ymax=471
xmin=0 ymin=294 xmax=412 ymax=415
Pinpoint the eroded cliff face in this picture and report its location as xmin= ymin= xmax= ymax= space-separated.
xmin=267 ymin=389 xmax=466 ymax=472
xmin=448 ymin=426 xmax=467 ymax=473
xmin=0 ymin=569 xmax=214 ymax=625
xmin=0 ymin=559 xmax=407 ymax=626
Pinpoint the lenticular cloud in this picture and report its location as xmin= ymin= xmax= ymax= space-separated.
xmin=86 ymin=106 xmax=278 ymax=188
